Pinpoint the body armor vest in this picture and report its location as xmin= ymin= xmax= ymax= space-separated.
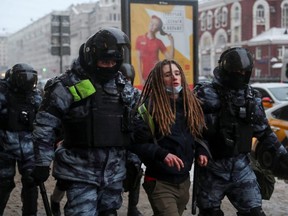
xmin=62 ymin=79 xmax=130 ymax=148
xmin=0 ymin=91 xmax=36 ymax=131
xmin=209 ymin=85 xmax=255 ymax=159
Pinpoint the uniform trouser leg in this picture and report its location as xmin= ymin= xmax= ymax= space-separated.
xmin=21 ymin=170 xmax=38 ymax=216
xmin=127 ymin=178 xmax=143 ymax=216
xmin=65 ymin=180 xmax=122 ymax=216
xmin=50 ymin=182 xmax=65 ymax=216
xmin=21 ymin=184 xmax=38 ymax=216
xmin=0 ymin=179 xmax=15 ymax=215
xmin=0 ymin=157 xmax=16 ymax=216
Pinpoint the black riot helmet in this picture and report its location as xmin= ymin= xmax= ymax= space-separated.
xmin=82 ymin=27 xmax=130 ymax=83
xmin=214 ymin=47 xmax=253 ymax=89
xmin=9 ymin=63 xmax=38 ymax=92
xmin=120 ymin=63 xmax=135 ymax=85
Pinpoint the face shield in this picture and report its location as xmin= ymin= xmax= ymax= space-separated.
xmin=14 ymin=72 xmax=38 ymax=91
xmin=217 ymin=48 xmax=253 ymax=89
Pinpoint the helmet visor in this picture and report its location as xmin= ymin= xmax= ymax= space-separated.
xmin=100 ymin=49 xmax=123 ymax=60
xmin=222 ymin=49 xmax=253 ymax=73
xmin=15 ymin=72 xmax=38 ymax=91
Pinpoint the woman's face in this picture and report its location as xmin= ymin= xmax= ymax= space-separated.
xmin=149 ymin=18 xmax=161 ymax=33
xmin=163 ymin=63 xmax=181 ymax=89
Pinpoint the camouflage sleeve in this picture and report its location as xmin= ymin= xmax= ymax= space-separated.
xmin=33 ymin=80 xmax=73 ymax=166
xmin=194 ymin=83 xmax=220 ymax=113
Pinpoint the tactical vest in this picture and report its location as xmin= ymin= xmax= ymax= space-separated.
xmin=61 ymin=78 xmax=130 ymax=148
xmin=210 ymin=85 xmax=255 ymax=159
xmin=0 ymin=90 xmax=36 ymax=131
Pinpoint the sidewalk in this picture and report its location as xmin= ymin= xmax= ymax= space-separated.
xmin=4 ymin=170 xmax=288 ymax=216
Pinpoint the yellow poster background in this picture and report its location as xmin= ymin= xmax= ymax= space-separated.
xmin=130 ymin=3 xmax=194 ymax=88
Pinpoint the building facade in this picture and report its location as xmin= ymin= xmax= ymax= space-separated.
xmin=0 ymin=36 xmax=8 ymax=76
xmin=6 ymin=0 xmax=121 ymax=79
xmin=198 ymin=0 xmax=288 ymax=81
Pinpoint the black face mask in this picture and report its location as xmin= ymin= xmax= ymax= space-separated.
xmin=94 ymin=65 xmax=119 ymax=83
xmin=224 ymin=73 xmax=246 ymax=89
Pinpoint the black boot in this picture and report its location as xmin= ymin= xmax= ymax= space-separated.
xmin=127 ymin=182 xmax=143 ymax=216
xmin=99 ymin=209 xmax=117 ymax=216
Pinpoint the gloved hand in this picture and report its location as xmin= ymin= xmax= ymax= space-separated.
xmin=32 ymin=166 xmax=50 ymax=185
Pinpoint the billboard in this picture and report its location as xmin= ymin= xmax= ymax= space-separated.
xmin=122 ymin=0 xmax=198 ymax=88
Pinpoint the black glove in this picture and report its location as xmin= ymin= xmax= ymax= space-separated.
xmin=32 ymin=166 xmax=50 ymax=185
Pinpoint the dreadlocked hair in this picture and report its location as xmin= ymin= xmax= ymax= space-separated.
xmin=136 ymin=59 xmax=206 ymax=137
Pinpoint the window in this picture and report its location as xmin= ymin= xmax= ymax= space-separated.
xmin=255 ymin=68 xmax=261 ymax=77
xmin=256 ymin=5 xmax=265 ymax=24
xmin=278 ymin=48 xmax=284 ymax=60
xmin=272 ymin=105 xmax=288 ymax=121
xmin=215 ymin=9 xmax=221 ymax=28
xmin=234 ymin=6 xmax=240 ymax=21
xmin=207 ymin=11 xmax=213 ymax=30
xmin=234 ymin=26 xmax=240 ymax=43
xmin=222 ymin=7 xmax=228 ymax=27
xmin=256 ymin=47 xmax=262 ymax=60
xmin=282 ymin=3 xmax=288 ymax=28
xmin=200 ymin=12 xmax=207 ymax=31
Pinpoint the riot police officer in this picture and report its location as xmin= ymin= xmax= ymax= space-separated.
xmin=32 ymin=27 xmax=139 ymax=216
xmin=194 ymin=47 xmax=288 ymax=216
xmin=0 ymin=63 xmax=42 ymax=216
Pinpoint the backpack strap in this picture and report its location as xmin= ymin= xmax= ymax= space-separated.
xmin=137 ymin=103 xmax=155 ymax=136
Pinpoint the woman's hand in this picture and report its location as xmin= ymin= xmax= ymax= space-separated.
xmin=197 ymin=155 xmax=208 ymax=167
xmin=164 ymin=153 xmax=184 ymax=171
xmin=167 ymin=33 xmax=174 ymax=43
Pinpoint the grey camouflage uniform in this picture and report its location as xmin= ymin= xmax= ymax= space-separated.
xmin=194 ymin=81 xmax=280 ymax=215
xmin=33 ymin=60 xmax=139 ymax=215
xmin=0 ymin=81 xmax=42 ymax=216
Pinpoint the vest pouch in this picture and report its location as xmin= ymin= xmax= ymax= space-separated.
xmin=92 ymin=112 xmax=130 ymax=147
xmin=6 ymin=93 xmax=35 ymax=132
xmin=235 ymin=121 xmax=253 ymax=153
xmin=219 ymin=127 xmax=235 ymax=156
xmin=63 ymin=116 xmax=92 ymax=147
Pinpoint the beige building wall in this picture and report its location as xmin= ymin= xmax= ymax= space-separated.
xmin=6 ymin=0 xmax=121 ymax=80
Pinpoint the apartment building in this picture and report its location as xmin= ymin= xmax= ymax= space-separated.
xmin=0 ymin=36 xmax=8 ymax=76
xmin=198 ymin=0 xmax=288 ymax=81
xmin=6 ymin=0 xmax=121 ymax=79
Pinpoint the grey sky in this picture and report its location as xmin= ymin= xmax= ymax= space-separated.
xmin=0 ymin=0 xmax=97 ymax=34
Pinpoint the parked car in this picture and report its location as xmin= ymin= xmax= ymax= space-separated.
xmin=251 ymin=82 xmax=288 ymax=109
xmin=252 ymin=102 xmax=288 ymax=180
